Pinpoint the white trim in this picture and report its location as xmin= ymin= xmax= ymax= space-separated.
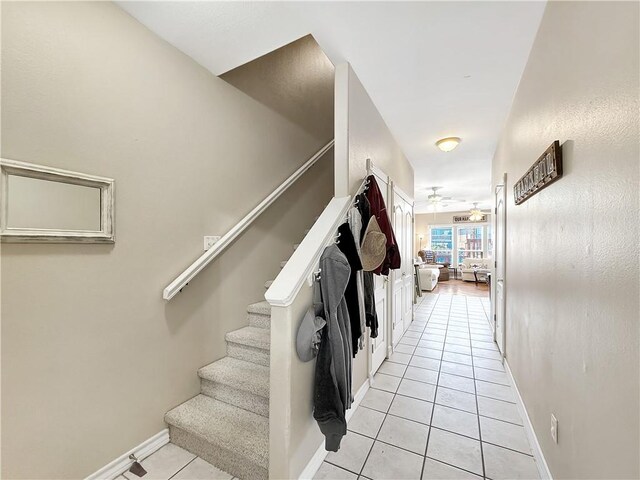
xmin=298 ymin=380 xmax=371 ymax=480
xmin=504 ymin=360 xmax=553 ymax=480
xmin=85 ymin=429 xmax=169 ymax=480
xmin=1 ymin=158 xmax=115 ymax=244
xmin=163 ymin=140 xmax=334 ymax=300
xmin=368 ymin=159 xmax=389 ymax=185
xmin=393 ymin=183 xmax=414 ymax=204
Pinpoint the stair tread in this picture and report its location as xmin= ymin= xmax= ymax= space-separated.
xmin=280 ymin=260 xmax=287 ymax=268
xmin=264 ymin=280 xmax=274 ymax=289
xmin=226 ymin=326 xmax=270 ymax=350
xmin=247 ymin=300 xmax=271 ymax=315
xmin=199 ymin=357 xmax=269 ymax=398
xmin=165 ymin=395 xmax=268 ymax=469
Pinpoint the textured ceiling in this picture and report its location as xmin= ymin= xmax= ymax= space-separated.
xmin=117 ymin=1 xmax=546 ymax=213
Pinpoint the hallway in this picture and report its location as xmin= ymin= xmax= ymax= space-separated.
xmin=314 ymin=293 xmax=539 ymax=480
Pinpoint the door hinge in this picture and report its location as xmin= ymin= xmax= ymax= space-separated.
xmin=495 ymin=260 xmax=497 ymax=268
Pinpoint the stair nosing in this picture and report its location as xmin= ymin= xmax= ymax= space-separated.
xmin=226 ymin=326 xmax=270 ymax=350
xmin=165 ymin=395 xmax=268 ymax=468
xmin=198 ymin=357 xmax=269 ymax=398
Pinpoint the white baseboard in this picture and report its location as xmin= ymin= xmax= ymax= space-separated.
xmin=85 ymin=429 xmax=170 ymax=480
xmin=504 ymin=360 xmax=553 ymax=480
xmin=298 ymin=379 xmax=371 ymax=480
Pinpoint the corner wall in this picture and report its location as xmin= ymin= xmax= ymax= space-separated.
xmin=335 ymin=62 xmax=414 ymax=397
xmin=0 ymin=2 xmax=333 ymax=478
xmin=492 ymin=2 xmax=639 ymax=478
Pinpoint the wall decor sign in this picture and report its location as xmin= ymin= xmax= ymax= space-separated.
xmin=514 ymin=140 xmax=563 ymax=205
xmin=453 ymin=214 xmax=487 ymax=223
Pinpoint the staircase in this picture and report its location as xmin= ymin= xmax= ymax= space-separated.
xmin=164 ymin=245 xmax=301 ymax=480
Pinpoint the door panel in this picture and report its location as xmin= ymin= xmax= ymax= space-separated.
xmin=495 ymin=181 xmax=506 ymax=357
xmin=372 ymin=262 xmax=388 ymax=373
xmin=371 ymin=174 xmax=389 ymax=375
xmin=403 ymin=210 xmax=414 ymax=331
xmin=392 ymin=202 xmax=404 ymax=346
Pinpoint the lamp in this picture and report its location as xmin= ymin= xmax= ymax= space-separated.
xmin=469 ymin=203 xmax=483 ymax=222
xmin=436 ymin=137 xmax=461 ymax=152
xmin=418 ymin=234 xmax=424 ymax=250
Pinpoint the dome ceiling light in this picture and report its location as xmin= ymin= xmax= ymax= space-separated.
xmin=436 ymin=137 xmax=461 ymax=152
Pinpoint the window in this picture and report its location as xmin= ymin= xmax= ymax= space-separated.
xmin=430 ymin=227 xmax=453 ymax=264
xmin=428 ymin=223 xmax=491 ymax=267
xmin=457 ymin=226 xmax=483 ymax=264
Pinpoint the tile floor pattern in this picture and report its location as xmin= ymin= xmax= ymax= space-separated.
xmin=315 ymin=293 xmax=541 ymax=480
xmin=116 ymin=443 xmax=237 ymax=480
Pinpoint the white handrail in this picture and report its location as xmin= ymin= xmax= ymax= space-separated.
xmin=265 ymin=161 xmax=375 ymax=307
xmin=264 ymin=195 xmax=352 ymax=307
xmin=163 ymin=139 xmax=334 ymax=300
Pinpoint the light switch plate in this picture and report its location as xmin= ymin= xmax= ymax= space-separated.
xmin=204 ymin=236 xmax=221 ymax=251
xmin=550 ymin=413 xmax=558 ymax=444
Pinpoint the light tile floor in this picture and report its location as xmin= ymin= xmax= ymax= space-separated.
xmin=315 ymin=293 xmax=541 ymax=480
xmin=116 ymin=443 xmax=237 ymax=480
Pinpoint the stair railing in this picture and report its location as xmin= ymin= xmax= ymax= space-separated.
xmin=264 ymin=162 xmax=372 ymax=480
xmin=162 ymin=139 xmax=334 ymax=300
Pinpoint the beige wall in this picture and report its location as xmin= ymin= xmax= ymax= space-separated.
xmin=414 ymin=211 xmax=491 ymax=255
xmin=335 ymin=63 xmax=414 ymax=198
xmin=221 ymin=35 xmax=335 ymax=144
xmin=1 ymin=2 xmax=333 ymax=478
xmin=492 ymin=2 xmax=639 ymax=478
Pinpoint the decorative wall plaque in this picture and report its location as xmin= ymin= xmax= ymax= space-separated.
xmin=514 ymin=141 xmax=563 ymax=205
xmin=453 ymin=214 xmax=487 ymax=223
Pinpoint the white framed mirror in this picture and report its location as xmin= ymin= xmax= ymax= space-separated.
xmin=0 ymin=158 xmax=114 ymax=243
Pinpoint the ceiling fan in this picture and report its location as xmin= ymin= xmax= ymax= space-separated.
xmin=427 ymin=187 xmax=443 ymax=204
xmin=427 ymin=187 xmax=465 ymax=210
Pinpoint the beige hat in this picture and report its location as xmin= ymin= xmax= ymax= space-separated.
xmin=361 ymin=217 xmax=386 ymax=272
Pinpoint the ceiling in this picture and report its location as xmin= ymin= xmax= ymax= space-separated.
xmin=117 ymin=1 xmax=546 ymax=213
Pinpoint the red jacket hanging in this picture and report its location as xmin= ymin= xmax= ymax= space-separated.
xmin=365 ymin=175 xmax=401 ymax=275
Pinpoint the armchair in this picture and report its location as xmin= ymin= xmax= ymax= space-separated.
xmin=460 ymin=258 xmax=491 ymax=282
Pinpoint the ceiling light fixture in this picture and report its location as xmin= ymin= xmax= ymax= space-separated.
xmin=469 ymin=203 xmax=483 ymax=222
xmin=427 ymin=187 xmax=442 ymax=203
xmin=436 ymin=137 xmax=461 ymax=152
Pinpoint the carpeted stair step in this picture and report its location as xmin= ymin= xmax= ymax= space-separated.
xmin=199 ymin=357 xmax=269 ymax=417
xmin=280 ymin=260 xmax=288 ymax=268
xmin=226 ymin=326 xmax=270 ymax=366
xmin=165 ymin=395 xmax=269 ymax=480
xmin=263 ymin=280 xmax=274 ymax=290
xmin=248 ymin=300 xmax=271 ymax=329
xmin=293 ymin=243 xmax=301 ymax=251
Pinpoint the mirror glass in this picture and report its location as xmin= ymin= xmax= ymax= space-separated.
xmin=7 ymin=174 xmax=101 ymax=231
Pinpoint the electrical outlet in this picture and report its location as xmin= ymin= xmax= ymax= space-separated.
xmin=204 ymin=236 xmax=221 ymax=251
xmin=550 ymin=413 xmax=558 ymax=444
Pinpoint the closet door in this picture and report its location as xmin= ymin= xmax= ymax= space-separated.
xmin=392 ymin=198 xmax=404 ymax=347
xmin=403 ymin=207 xmax=414 ymax=331
xmin=370 ymin=172 xmax=390 ymax=375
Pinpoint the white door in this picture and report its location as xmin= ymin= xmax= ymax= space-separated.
xmin=494 ymin=178 xmax=507 ymax=357
xmin=371 ymin=172 xmax=390 ymax=375
xmin=402 ymin=209 xmax=414 ymax=331
xmin=392 ymin=200 xmax=404 ymax=347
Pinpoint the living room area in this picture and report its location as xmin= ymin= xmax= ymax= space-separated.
xmin=414 ymin=210 xmax=491 ymax=298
